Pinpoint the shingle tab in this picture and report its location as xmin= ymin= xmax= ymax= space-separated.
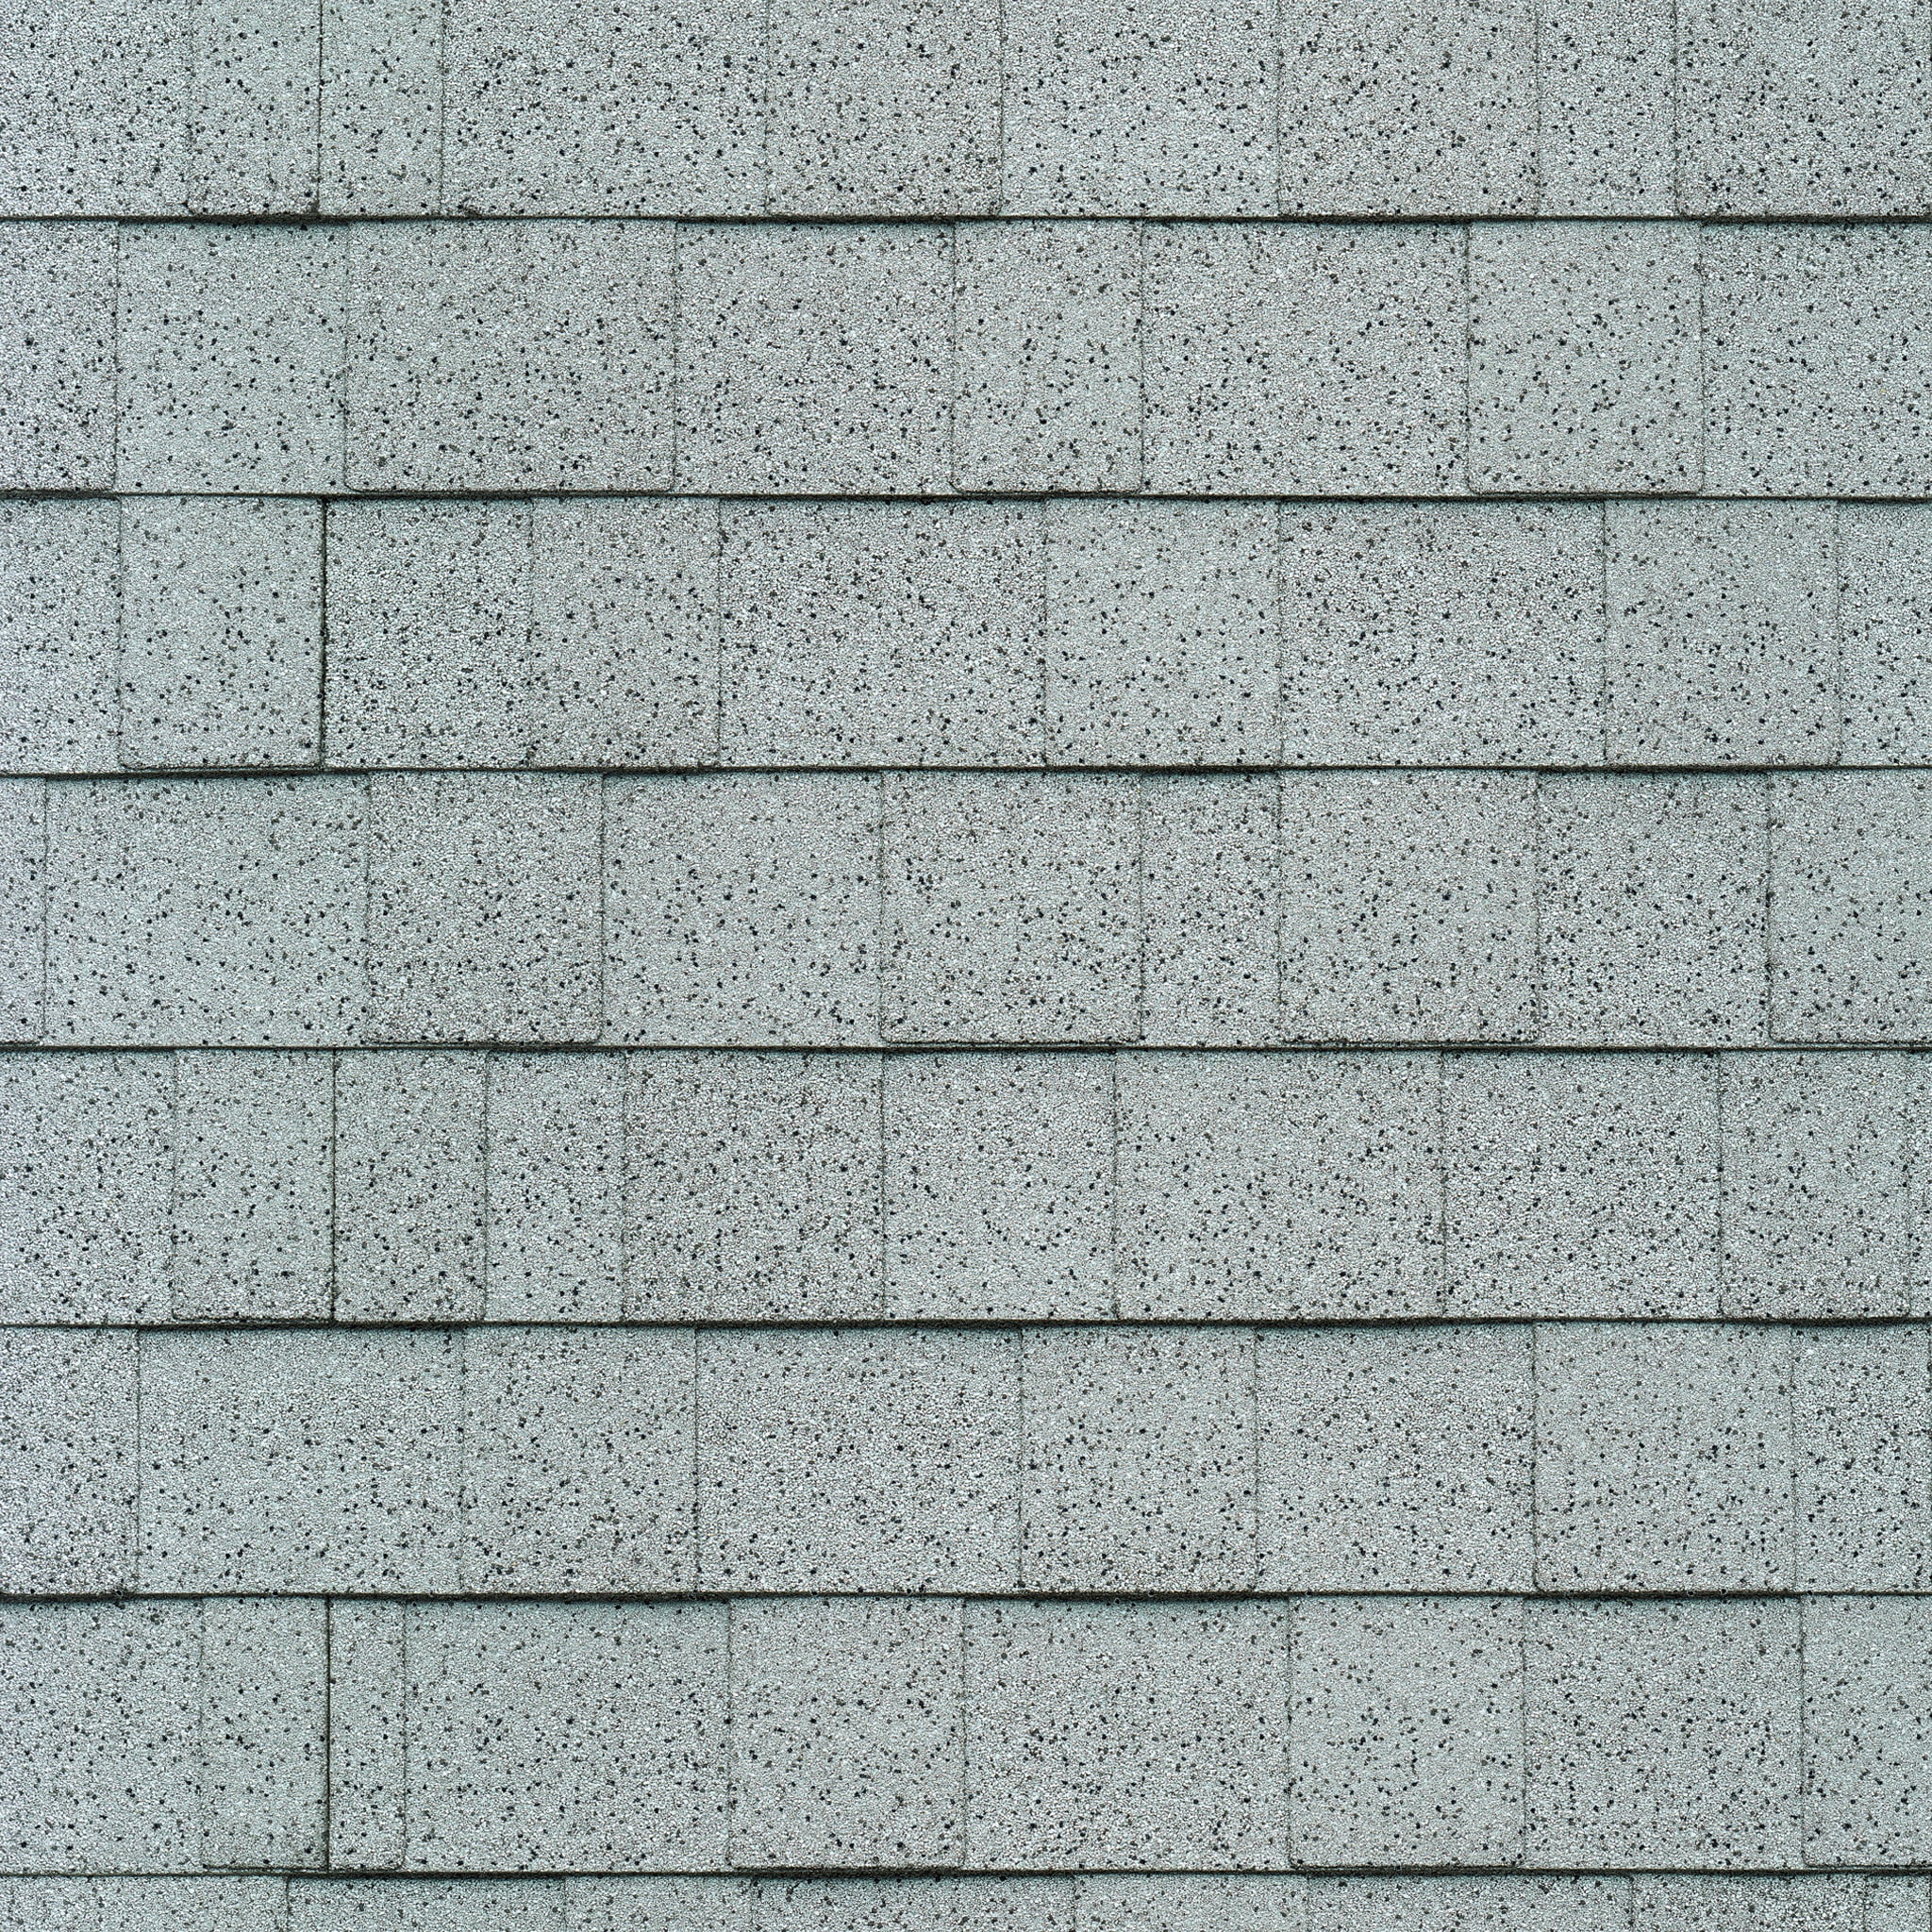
xmin=1535 ymin=0 xmax=1674 ymax=214
xmin=698 ymin=1327 xmax=1019 ymax=1592
xmin=0 ymin=224 xmax=117 ymax=491
xmin=320 ymin=0 xmax=443 ymax=215
xmin=1840 ymin=507 xmax=1932 ymax=764
xmin=0 ymin=502 xmax=120 ymax=774
xmin=189 ymin=0 xmax=320 ymax=214
xmin=0 ymin=780 xmax=45 ymax=1043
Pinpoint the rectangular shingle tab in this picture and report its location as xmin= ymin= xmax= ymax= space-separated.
xmin=347 ymin=221 xmax=673 ymax=491
xmin=1534 ymin=1322 xmax=1795 ymax=1593
xmin=44 ymin=776 xmax=367 ymax=1047
xmin=321 ymin=0 xmax=443 ymax=214
xmin=1257 ymin=1325 xmax=1533 ymax=1592
xmin=1021 ymin=1325 xmax=1256 ymax=1592
xmin=188 ymin=0 xmax=321 ymax=214
xmin=0 ymin=224 xmax=117 ymax=490
xmin=140 ymin=1327 xmax=462 ymax=1591
xmin=295 ymin=1880 xmax=567 ymax=1931
xmin=1535 ymin=0 xmax=1674 ymax=214
xmin=1631 ymin=1874 xmax=1865 ymax=1932
xmin=883 ymin=1053 xmax=1113 ymax=1321
xmin=1145 ymin=224 xmax=1466 ymax=494
xmin=728 ymin=1596 xmax=965 ymax=1868
xmin=1291 ymin=1596 xmax=1524 ymax=1868
xmin=1001 ymin=0 xmax=1276 ymax=214
xmin=697 ymin=1327 xmax=1019 ymax=1591
xmin=1307 ymin=1876 xmax=1631 ymax=1932
xmin=1118 ymin=1051 xmax=1443 ymax=1321
xmin=0 ymin=780 xmax=45 ymax=1043
xmin=965 ymin=1601 xmax=1290 ymax=1868
xmin=1280 ymin=502 xmax=1605 ymax=768
xmin=170 ymin=1048 xmax=333 ymax=1321
xmin=676 ymin=225 xmax=953 ymax=494
xmin=461 ymin=1327 xmax=694 ymax=1594
xmin=627 ymin=1051 xmax=884 ymax=1322
xmin=1279 ymin=0 xmax=1537 ymax=216
xmin=606 ymin=775 xmax=880 ymax=1046
xmin=720 ymin=504 xmax=1043 ymax=768
xmin=1469 ymin=222 xmax=1702 ymax=494
xmin=117 ymin=224 xmax=345 ymax=492
xmin=0 ymin=1326 xmax=136 ymax=1594
xmin=0 ymin=501 xmax=120 ymax=774
xmin=1524 ymin=1599 xmax=1802 ymax=1869
xmin=1045 ymin=501 xmax=1277 ymax=767
xmin=1840 ymin=507 xmax=1932 ymax=764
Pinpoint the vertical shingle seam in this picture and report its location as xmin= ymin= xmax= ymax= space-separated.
xmin=432 ymin=0 xmax=451 ymax=215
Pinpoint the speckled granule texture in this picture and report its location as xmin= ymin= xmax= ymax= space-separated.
xmin=7 ymin=8 xmax=1932 ymax=1928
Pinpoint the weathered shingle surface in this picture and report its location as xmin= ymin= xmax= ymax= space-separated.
xmin=6 ymin=7 xmax=1932 ymax=1926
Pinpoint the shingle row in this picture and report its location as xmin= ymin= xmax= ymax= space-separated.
xmin=7 ymin=0 xmax=1928 ymax=221
xmin=2 ymin=1874 xmax=1928 ymax=1932
xmin=9 ymin=772 xmax=1932 ymax=1048
xmin=11 ymin=1320 xmax=1927 ymax=1597
xmin=8 ymin=1591 xmax=1931 ymax=1874
xmin=20 ymin=495 xmax=1932 ymax=775
xmin=13 ymin=221 xmax=1932 ymax=498
xmin=7 ymin=1049 xmax=1927 ymax=1329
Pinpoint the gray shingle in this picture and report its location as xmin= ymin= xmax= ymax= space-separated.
xmin=676 ymin=225 xmax=953 ymax=494
xmin=0 ymin=1052 xmax=173 ymax=1323
xmin=119 ymin=496 xmax=323 ymax=770
xmin=1279 ymin=772 xmax=1538 ymax=1044
xmin=1021 ymin=1325 xmax=1256 ymax=1592
xmin=747 ymin=1878 xmax=1072 ymax=1932
xmin=1443 ymin=1051 xmax=1722 ymax=1318
xmin=720 ymin=504 xmax=1043 ymax=768
xmin=1468 ymin=222 xmax=1702 ymax=494
xmin=462 ymin=1327 xmax=694 ymax=1593
xmin=1605 ymin=501 xmax=1839 ymax=767
xmin=568 ymin=1877 xmax=749 ymax=1932
xmin=295 ymin=1880 xmax=567 ymax=1932
xmin=485 ymin=1053 xmax=626 ymax=1322
xmin=332 ymin=1051 xmax=486 ymax=1321
xmin=1864 ymin=1880 xmax=1932 ymax=1932
xmin=1144 ymin=223 xmax=1465 ymax=494
xmin=0 ymin=0 xmax=189 ymax=215
xmin=440 ymin=0 xmax=762 ymax=214
xmin=1535 ymin=0 xmax=1674 ymax=214
xmin=1280 ymin=502 xmax=1605 ymax=768
xmin=1802 ymin=1595 xmax=1932 ymax=1867
xmin=766 ymin=0 xmax=997 ymax=215
xmin=198 ymin=1596 xmax=326 ymax=1869
xmin=1306 ymin=1876 xmax=1631 ymax=1931
xmin=0 ymin=501 xmax=119 ymax=773
xmin=1117 ymin=1051 xmax=1442 ymax=1321
xmin=320 ymin=0 xmax=442 ymax=214
xmin=627 ymin=1051 xmax=883 ymax=1322
xmin=1632 ymin=1877 xmax=1861 ymax=1932
xmin=1770 ymin=773 xmax=1932 ymax=1042
xmin=1795 ymin=1326 xmax=1932 ymax=1592
xmin=1524 ymin=1599 xmax=1802 ymax=1869
xmin=188 ymin=0 xmax=319 ymax=214
xmin=326 ymin=1604 xmax=407 ymax=1871
xmin=1279 ymin=0 xmax=1537 ymax=216
xmin=396 ymin=1603 xmax=728 ymax=1870
xmin=1077 ymin=1876 xmax=1303 ymax=1932
xmin=964 ymin=1601 xmax=1290 ymax=1869
xmin=729 ymin=1597 xmax=964 ymax=1868
xmin=346 ymin=221 xmax=673 ymax=491
xmin=883 ymin=774 xmax=1138 ymax=1044
xmin=324 ymin=500 xmax=532 ymax=770
xmin=0 ymin=1603 xmax=203 ymax=1873
xmin=1703 ymin=225 xmax=1932 ymax=496
xmin=366 ymin=772 xmax=602 ymax=1045
xmin=1678 ymin=0 xmax=1932 ymax=216
xmin=1044 ymin=501 xmax=1277 ymax=767
xmin=1534 ymin=1322 xmax=1795 ymax=1593
xmin=1000 ymin=0 xmax=1274 ymax=214
xmin=1537 ymin=775 xmax=1769 ymax=1048
xmin=0 ymin=1326 xmax=135 ymax=1593
xmin=169 ymin=1048 xmax=332 ymax=1321
xmin=1291 ymin=1596 xmax=1524 ymax=1868
xmin=0 ymin=1878 xmax=291 ymax=1932
xmin=605 ymin=776 xmax=880 ymax=1046
xmin=0 ymin=780 xmax=44 ymax=1042
xmin=953 ymin=223 xmax=1142 ymax=493
xmin=882 ymin=1052 xmax=1114 ymax=1322
xmin=1840 ymin=506 xmax=1932 ymax=764
xmin=697 ymin=1326 xmax=1019 ymax=1592
xmin=116 ymin=224 xmax=345 ymax=492
xmin=43 ymin=776 xmax=367 ymax=1047
xmin=1257 ymin=1325 xmax=1533 ymax=1592
xmin=1721 ymin=1050 xmax=1917 ymax=1318
xmin=139 ymin=1327 xmax=462 ymax=1592
xmin=0 ymin=224 xmax=117 ymax=490
xmin=1140 ymin=776 xmax=1280 ymax=1047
